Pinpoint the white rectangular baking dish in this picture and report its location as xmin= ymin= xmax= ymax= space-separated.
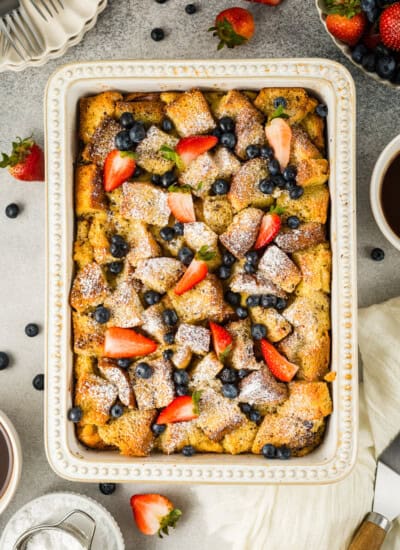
xmin=45 ymin=59 xmax=358 ymax=485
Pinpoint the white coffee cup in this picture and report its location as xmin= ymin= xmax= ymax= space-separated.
xmin=370 ymin=133 xmax=400 ymax=251
xmin=0 ymin=410 xmax=22 ymax=515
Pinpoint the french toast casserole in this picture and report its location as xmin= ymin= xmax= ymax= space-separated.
xmin=70 ymin=87 xmax=333 ymax=459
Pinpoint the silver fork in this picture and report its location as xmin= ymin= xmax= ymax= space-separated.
xmin=28 ymin=0 xmax=64 ymax=22
xmin=0 ymin=0 xmax=44 ymax=60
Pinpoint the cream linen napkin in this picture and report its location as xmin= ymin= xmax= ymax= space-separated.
xmin=193 ymin=297 xmax=400 ymax=550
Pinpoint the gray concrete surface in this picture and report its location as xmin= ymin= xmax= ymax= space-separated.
xmin=0 ymin=0 xmax=400 ymax=548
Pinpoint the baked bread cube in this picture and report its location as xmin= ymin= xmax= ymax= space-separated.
xmin=75 ymin=374 xmax=118 ymax=426
xmin=283 ymin=291 xmax=330 ymax=335
xmin=83 ymin=117 xmax=122 ymax=167
xmin=290 ymin=125 xmax=322 ymax=163
xmin=229 ymin=272 xmax=287 ymax=298
xmin=201 ymin=196 xmax=233 ymax=235
xmin=219 ymin=207 xmax=263 ymax=259
xmin=124 ymin=92 xmax=161 ymax=102
xmin=197 ymin=388 xmax=246 ymax=441
xmin=222 ymin=420 xmax=258 ymax=454
xmin=250 ymin=307 xmax=292 ymax=343
xmin=165 ymin=89 xmax=216 ymax=137
xmin=213 ymin=146 xmax=241 ymax=179
xmin=238 ymin=366 xmax=288 ymax=410
xmin=70 ymin=262 xmax=110 ymax=312
xmin=131 ymin=357 xmax=174 ymax=410
xmin=274 ymin=222 xmax=326 ymax=253
xmin=228 ymin=158 xmax=273 ymax=212
xmin=157 ymin=421 xmax=223 ymax=454
xmin=79 ymin=91 xmax=122 ymax=143
xmin=258 ymin=245 xmax=302 ymax=293
xmin=189 ymin=352 xmax=224 ymax=390
xmin=214 ymin=90 xmax=264 ymax=123
xmin=75 ymin=164 xmax=107 ymax=217
xmin=126 ymin=221 xmax=161 ymax=267
xmin=227 ymin=319 xmax=260 ymax=371
xmin=115 ymin=100 xmax=165 ymax=126
xmin=254 ymin=88 xmax=316 ymax=124
xmin=278 ymin=328 xmax=330 ymax=381
xmin=72 ymin=312 xmax=106 ymax=356
xmin=77 ymin=424 xmax=108 ymax=449
xmin=184 ymin=222 xmax=218 ymax=252
xmin=160 ymin=91 xmax=182 ymax=104
xmin=75 ymin=354 xmax=96 ymax=379
xmin=179 ymin=152 xmax=220 ymax=197
xmin=292 ymin=243 xmax=331 ymax=294
xmin=141 ymin=302 xmax=169 ymax=343
xmin=134 ymin=257 xmax=184 ymax=293
xmin=121 ymin=182 xmax=170 ymax=226
xmin=135 ymin=126 xmax=178 ymax=175
xmin=283 ymin=381 xmax=332 ymax=418
xmin=276 ymin=185 xmax=329 ymax=224
xmin=172 ymin=346 xmax=192 ymax=370
xmin=104 ymin=280 xmax=144 ymax=328
xmin=235 ymin=108 xmax=266 ymax=160
xmin=98 ymin=409 xmax=156 ymax=457
xmin=175 ymin=323 xmax=210 ymax=355
xmin=290 ymin=126 xmax=329 ymax=187
xmin=98 ymin=358 xmax=136 ymax=408
xmin=74 ymin=219 xmax=94 ymax=267
xmin=301 ymin=112 xmax=325 ymax=151
xmin=87 ymin=215 xmax=115 ymax=265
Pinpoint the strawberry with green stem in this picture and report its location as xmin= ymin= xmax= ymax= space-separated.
xmin=325 ymin=0 xmax=367 ymax=46
xmin=209 ymin=7 xmax=255 ymax=50
xmin=130 ymin=494 xmax=182 ymax=537
xmin=0 ymin=136 xmax=44 ymax=181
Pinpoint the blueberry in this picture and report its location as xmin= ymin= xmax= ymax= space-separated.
xmin=245 ymin=251 xmax=258 ymax=265
xmin=222 ymin=383 xmax=238 ymax=399
xmin=173 ymin=369 xmax=189 ymax=385
xmin=161 ymin=170 xmax=177 ymax=187
xmin=111 ymin=404 xmax=124 ymax=418
xmin=251 ymin=323 xmax=267 ymax=340
xmin=136 ymin=362 xmax=153 ymax=379
xmin=115 ymin=130 xmax=133 ymax=151
xmin=219 ymin=367 xmax=238 ymax=384
xmin=236 ymin=306 xmax=248 ymax=320
xmin=316 ymin=104 xmax=328 ymax=118
xmin=151 ymin=28 xmax=165 ymax=41
xmin=160 ymin=226 xmax=175 ymax=241
xmin=285 ymin=179 xmax=297 ymax=191
xmin=275 ymin=298 xmax=287 ymax=311
xmin=133 ymin=165 xmax=143 ymax=178
xmin=365 ymin=6 xmax=380 ymax=22
xmin=225 ymin=290 xmax=241 ymax=307
xmin=217 ymin=265 xmax=231 ymax=280
xmin=289 ymin=185 xmax=304 ymax=200
xmin=361 ymin=0 xmax=376 ymax=10
xmin=246 ymin=145 xmax=261 ymax=159
xmin=249 ymin=409 xmax=262 ymax=424
xmin=162 ymin=308 xmax=178 ymax=326
xmin=155 ymin=0 xmax=168 ymax=3
xmin=246 ymin=295 xmax=260 ymax=308
xmin=151 ymin=423 xmax=166 ymax=435
xmin=362 ymin=52 xmax=377 ymax=72
xmin=182 ymin=444 xmax=196 ymax=456
xmin=144 ymin=290 xmax=162 ymax=306
xmin=220 ymin=132 xmax=236 ymax=149
xmin=212 ymin=178 xmax=230 ymax=195
xmin=99 ymin=483 xmax=116 ymax=495
xmin=185 ymin=3 xmax=196 ymax=14
xmin=218 ymin=116 xmax=235 ymax=133
xmin=238 ymin=368 xmax=250 ymax=379
xmin=287 ymin=215 xmax=300 ymax=229
xmin=161 ymin=117 xmax=174 ymax=132
xmin=120 ymin=112 xmax=135 ymax=129
xmin=0 ymin=352 xmax=10 ymax=370
xmin=260 ymin=146 xmax=274 ymax=160
xmin=25 ymin=323 xmax=39 ymax=337
xmin=376 ymin=56 xmax=397 ymax=79
xmin=276 ymin=445 xmax=291 ymax=460
xmin=244 ymin=262 xmax=256 ymax=274
xmin=163 ymin=349 xmax=174 ymax=361
xmin=283 ymin=165 xmax=297 ymax=181
xmin=94 ymin=306 xmax=110 ymax=324
xmin=262 ymin=443 xmax=277 ymax=458
xmin=151 ymin=174 xmax=162 ymax=186
xmin=178 ymin=246 xmax=194 ymax=266
xmin=259 ymin=178 xmax=275 ymax=195
xmin=352 ymin=43 xmax=368 ymax=64
xmin=164 ymin=331 xmax=175 ymax=344
xmin=5 ymin=203 xmax=19 ymax=218
xmin=129 ymin=122 xmax=146 ymax=143
xmin=268 ymin=159 xmax=280 ymax=176
xmin=32 ymin=374 xmax=44 ymax=391
xmin=176 ymin=384 xmax=190 ymax=396
xmin=174 ymin=222 xmax=184 ymax=236
xmin=272 ymin=174 xmax=286 ymax=188
xmin=273 ymin=97 xmax=287 ymax=108
xmin=67 ymin=406 xmax=83 ymax=423
xmin=239 ymin=402 xmax=252 ymax=414
xmin=261 ymin=294 xmax=277 ymax=308
xmin=371 ymin=247 xmax=385 ymax=261
xmin=110 ymin=235 xmax=129 ymax=258
xmin=117 ymin=358 xmax=132 ymax=369
xmin=222 ymin=251 xmax=236 ymax=267
xmin=375 ymin=44 xmax=390 ymax=57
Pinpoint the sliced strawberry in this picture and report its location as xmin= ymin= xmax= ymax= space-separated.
xmin=167 ymin=188 xmax=196 ymax=223
xmin=156 ymin=392 xmax=201 ymax=424
xmin=176 ymin=135 xmax=218 ymax=166
xmin=260 ymin=339 xmax=299 ymax=382
xmin=174 ymin=246 xmax=215 ymax=295
xmin=0 ymin=137 xmax=44 ymax=181
xmin=130 ymin=494 xmax=182 ymax=537
xmin=265 ymin=118 xmax=292 ymax=171
xmin=104 ymin=327 xmax=157 ymax=358
xmin=254 ymin=209 xmax=282 ymax=250
xmin=103 ymin=150 xmax=136 ymax=192
xmin=210 ymin=322 xmax=233 ymax=361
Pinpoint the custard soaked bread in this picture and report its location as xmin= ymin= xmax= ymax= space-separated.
xmin=71 ymin=87 xmax=332 ymax=458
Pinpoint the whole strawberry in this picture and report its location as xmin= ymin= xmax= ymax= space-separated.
xmin=244 ymin=0 xmax=282 ymax=4
xmin=325 ymin=0 xmax=367 ymax=46
xmin=209 ymin=7 xmax=255 ymax=50
xmin=380 ymin=3 xmax=400 ymax=51
xmin=0 ymin=137 xmax=44 ymax=181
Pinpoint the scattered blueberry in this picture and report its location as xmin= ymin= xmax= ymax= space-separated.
xmin=272 ymin=174 xmax=286 ymax=188
xmin=245 ymin=250 xmax=258 ymax=265
xmin=99 ymin=483 xmax=116 ymax=495
xmin=259 ymin=178 xmax=275 ymax=195
xmin=268 ymin=159 xmax=280 ymax=176
xmin=249 ymin=409 xmax=261 ymax=424
xmin=376 ymin=56 xmax=397 ymax=79
xmin=244 ymin=262 xmax=256 ymax=274
xmin=156 ymin=0 xmax=168 ymax=3
xmin=32 ymin=374 xmax=44 ymax=391
xmin=246 ymin=295 xmax=260 ymax=308
xmin=236 ymin=306 xmax=248 ymax=320
xmin=362 ymin=52 xmax=377 ymax=73
xmin=67 ymin=406 xmax=83 ymax=423
xmin=225 ymin=290 xmax=241 ymax=307
xmin=375 ymin=43 xmax=391 ymax=57
xmin=316 ymin=104 xmax=328 ymax=118
xmin=117 ymin=358 xmax=132 ymax=369
xmin=25 ymin=323 xmax=39 ymax=337
xmin=111 ymin=404 xmax=124 ymax=418
xmin=129 ymin=122 xmax=146 ymax=143
xmin=164 ymin=331 xmax=175 ymax=344
xmin=176 ymin=384 xmax=190 ymax=396
xmin=151 ymin=174 xmax=162 ymax=186
xmin=276 ymin=445 xmax=291 ymax=460
xmin=287 ymin=215 xmax=300 ymax=229
xmin=144 ymin=290 xmax=162 ymax=306
xmin=260 ymin=146 xmax=274 ymax=160
xmin=218 ymin=116 xmax=235 ymax=133
xmin=262 ymin=443 xmax=277 ymax=458
xmin=220 ymin=132 xmax=236 ymax=149
xmin=182 ymin=444 xmax=196 ymax=456
xmin=219 ymin=367 xmax=238 ymax=384
xmin=115 ymin=130 xmax=133 ymax=151
xmin=163 ymin=309 xmax=178 ymax=326
xmin=5 ymin=203 xmax=19 ymax=218
xmin=160 ymin=226 xmax=176 ymax=241
xmin=211 ymin=127 xmax=222 ymax=140
xmin=120 ymin=112 xmax=135 ymax=129
xmin=352 ymin=43 xmax=368 ymax=64
xmin=94 ymin=306 xmax=110 ymax=324
xmin=212 ymin=178 xmax=230 ymax=195
xmin=246 ymin=145 xmax=261 ymax=159
xmin=273 ymin=97 xmax=287 ymax=109
xmin=217 ymin=265 xmax=231 ymax=280
xmin=161 ymin=117 xmax=174 ymax=132
xmin=151 ymin=28 xmax=165 ymax=42
xmin=136 ymin=362 xmax=153 ymax=379
xmin=133 ymin=165 xmax=143 ymax=178
xmin=178 ymin=246 xmax=194 ymax=266
xmin=0 ymin=352 xmax=10 ymax=370
xmin=174 ymin=222 xmax=184 ymax=236
xmin=285 ymin=179 xmax=297 ymax=191
xmin=283 ymin=165 xmax=297 ymax=181
xmin=151 ymin=423 xmax=166 ymax=435
xmin=222 ymin=251 xmax=236 ymax=267
xmin=161 ymin=170 xmax=177 ymax=187
xmin=275 ymin=297 xmax=287 ymax=311
xmin=222 ymin=383 xmax=238 ymax=399
xmin=110 ymin=235 xmax=129 ymax=258
xmin=185 ymin=3 xmax=197 ymax=14
xmin=239 ymin=402 xmax=252 ymax=414
xmin=289 ymin=185 xmax=304 ymax=200
xmin=238 ymin=368 xmax=250 ymax=379
xmin=163 ymin=349 xmax=174 ymax=361
xmin=371 ymin=247 xmax=385 ymax=261
xmin=251 ymin=324 xmax=267 ymax=340
xmin=261 ymin=294 xmax=277 ymax=308
xmin=173 ymin=369 xmax=189 ymax=385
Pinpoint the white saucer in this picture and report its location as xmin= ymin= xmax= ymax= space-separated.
xmin=0 ymin=492 xmax=125 ymax=550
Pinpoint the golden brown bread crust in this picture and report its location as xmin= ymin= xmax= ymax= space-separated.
xmin=228 ymin=158 xmax=273 ymax=212
xmin=79 ymin=91 xmax=123 ymax=144
xmin=254 ymin=87 xmax=316 ymax=124
xmin=75 ymin=164 xmax=108 ymax=217
xmin=97 ymin=409 xmax=156 ymax=456
xmin=165 ymin=89 xmax=216 ymax=137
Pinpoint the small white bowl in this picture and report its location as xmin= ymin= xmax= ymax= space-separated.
xmin=370 ymin=134 xmax=400 ymax=251
xmin=0 ymin=410 xmax=22 ymax=515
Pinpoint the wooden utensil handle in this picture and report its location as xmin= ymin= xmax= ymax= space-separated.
xmin=348 ymin=513 xmax=391 ymax=550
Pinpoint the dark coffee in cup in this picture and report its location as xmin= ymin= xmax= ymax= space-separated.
xmin=381 ymin=154 xmax=400 ymax=238
xmin=0 ymin=424 xmax=12 ymax=499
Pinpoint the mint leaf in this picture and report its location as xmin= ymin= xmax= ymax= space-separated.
xmin=270 ymin=104 xmax=289 ymax=121
xmin=160 ymin=145 xmax=184 ymax=171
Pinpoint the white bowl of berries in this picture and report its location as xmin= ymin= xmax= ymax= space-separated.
xmin=316 ymin=0 xmax=400 ymax=87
